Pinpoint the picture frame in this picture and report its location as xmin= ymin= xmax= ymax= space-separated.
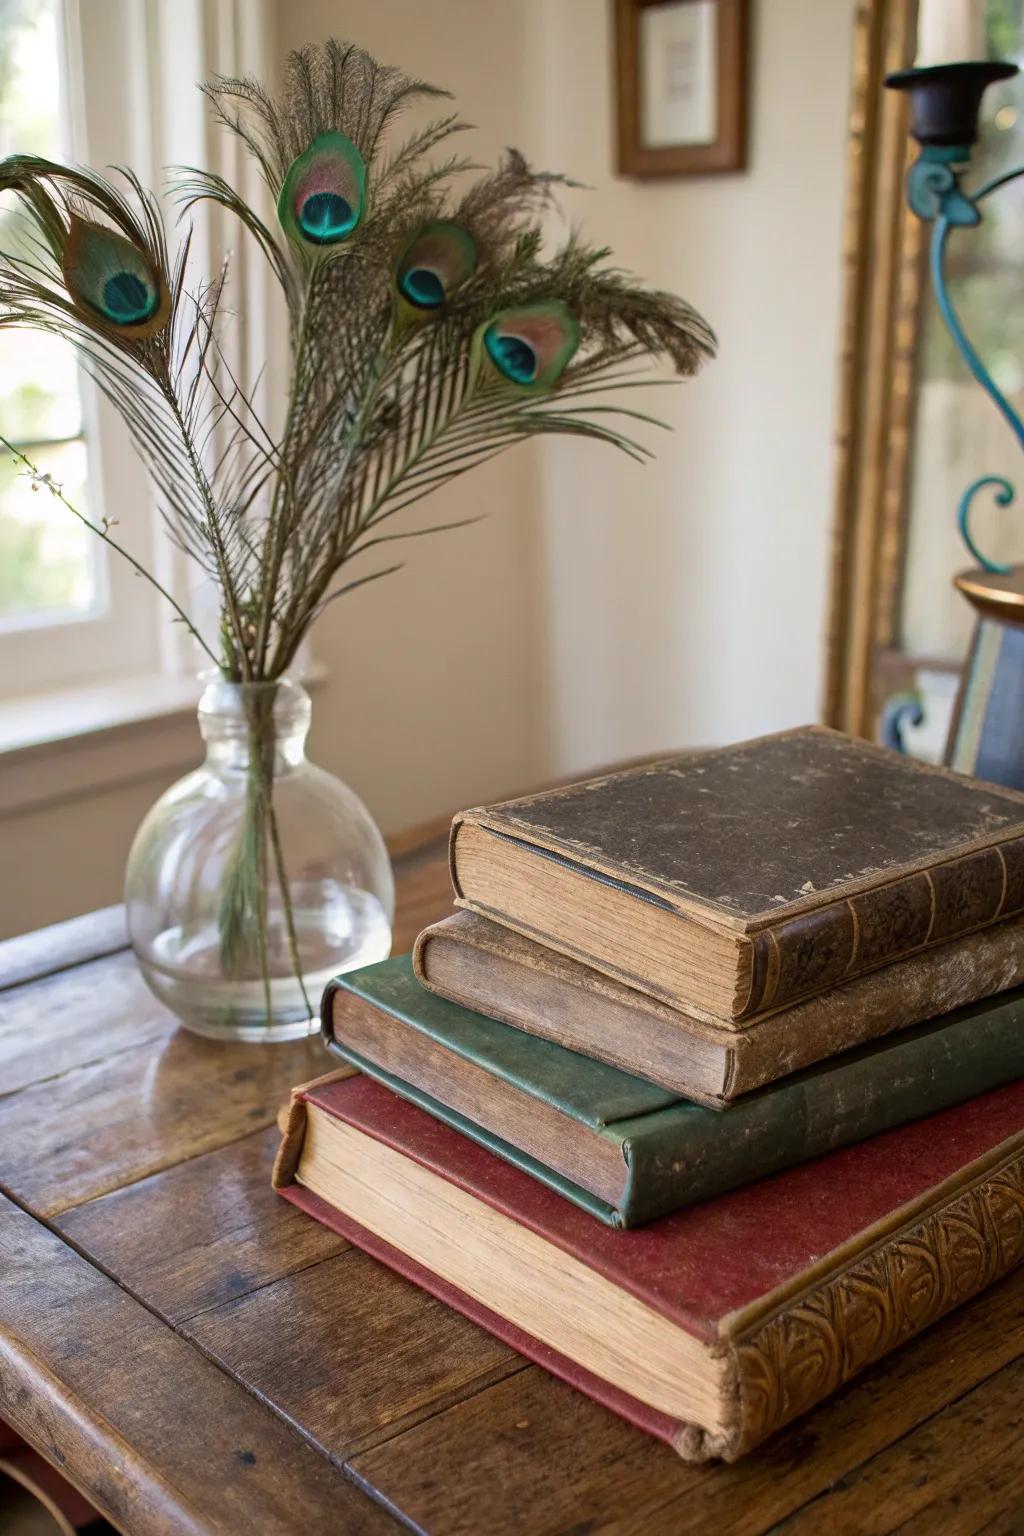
xmin=615 ymin=0 xmax=749 ymax=177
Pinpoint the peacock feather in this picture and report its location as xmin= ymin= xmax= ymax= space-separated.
xmin=1 ymin=42 xmax=717 ymax=694
xmin=395 ymin=220 xmax=477 ymax=314
xmin=277 ymin=131 xmax=366 ymax=250
xmin=476 ymin=300 xmax=581 ymax=390
xmin=0 ymin=154 xmax=174 ymax=346
xmin=0 ymin=40 xmax=717 ymax=1012
xmin=62 ymin=216 xmax=169 ymax=336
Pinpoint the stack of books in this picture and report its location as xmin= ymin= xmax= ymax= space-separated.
xmin=275 ymin=726 xmax=1024 ymax=1461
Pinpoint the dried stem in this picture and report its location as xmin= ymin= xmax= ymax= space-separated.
xmin=0 ymin=437 xmax=219 ymax=666
xmin=0 ymin=41 xmax=714 ymax=1029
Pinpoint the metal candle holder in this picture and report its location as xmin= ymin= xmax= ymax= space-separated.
xmin=881 ymin=60 xmax=1024 ymax=787
xmin=886 ymin=60 xmax=1020 ymax=571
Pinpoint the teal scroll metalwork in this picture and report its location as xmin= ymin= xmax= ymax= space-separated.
xmin=958 ymin=476 xmax=1015 ymax=572
xmin=881 ymin=692 xmax=925 ymax=753
xmin=929 ymin=162 xmax=1024 ymax=574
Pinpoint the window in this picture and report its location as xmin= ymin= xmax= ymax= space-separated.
xmin=0 ymin=0 xmax=272 ymax=711
xmin=0 ymin=0 xmax=168 ymax=701
xmin=0 ymin=0 xmax=100 ymax=630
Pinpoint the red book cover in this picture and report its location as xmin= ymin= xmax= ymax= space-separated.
xmin=278 ymin=1073 xmax=1024 ymax=1459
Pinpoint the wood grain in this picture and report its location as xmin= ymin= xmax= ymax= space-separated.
xmin=0 ymin=905 xmax=127 ymax=991
xmin=775 ymin=1357 xmax=1024 ymax=1535
xmin=392 ymin=841 xmax=453 ymax=955
xmin=0 ymin=1024 xmax=327 ymax=1216
xmin=4 ymin=809 xmax=1024 ymax=1534
xmin=0 ymin=1194 xmax=394 ymax=1535
xmin=185 ymin=1245 xmax=520 ymax=1461
xmin=54 ymin=1077 xmax=522 ymax=1467
xmin=0 ymin=949 xmax=171 ymax=1100
xmin=349 ymin=1266 xmax=1024 ymax=1535
xmin=351 ymin=1364 xmax=697 ymax=1536
xmin=950 ymin=1500 xmax=1024 ymax=1536
xmin=57 ymin=1128 xmax=346 ymax=1324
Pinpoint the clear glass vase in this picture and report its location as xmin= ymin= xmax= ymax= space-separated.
xmin=125 ymin=674 xmax=394 ymax=1042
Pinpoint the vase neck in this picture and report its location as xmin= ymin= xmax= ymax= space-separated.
xmin=197 ymin=676 xmax=311 ymax=773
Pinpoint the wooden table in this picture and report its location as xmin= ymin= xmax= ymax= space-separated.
xmin=2 ymin=818 xmax=1024 ymax=1535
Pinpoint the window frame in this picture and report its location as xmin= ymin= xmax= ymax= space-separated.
xmin=0 ymin=0 xmax=276 ymax=708
xmin=0 ymin=0 xmax=166 ymax=698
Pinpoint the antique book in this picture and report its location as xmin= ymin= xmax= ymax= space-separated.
xmin=274 ymin=1071 xmax=1024 ymax=1462
xmin=450 ymin=726 xmax=1024 ymax=1021
xmin=321 ymin=955 xmax=1024 ymax=1226
xmin=414 ymin=909 xmax=1024 ymax=1100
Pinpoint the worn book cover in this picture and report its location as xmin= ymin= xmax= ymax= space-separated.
xmin=275 ymin=1072 xmax=1024 ymax=1461
xmin=415 ymin=909 xmax=1024 ymax=1100
xmin=321 ymin=955 xmax=1024 ymax=1226
xmin=450 ymin=726 xmax=1024 ymax=1020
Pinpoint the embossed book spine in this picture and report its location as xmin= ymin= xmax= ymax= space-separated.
xmin=742 ymin=840 xmax=1024 ymax=1015
xmin=276 ymin=1074 xmax=1024 ymax=1461
xmin=450 ymin=726 xmax=1024 ymax=1019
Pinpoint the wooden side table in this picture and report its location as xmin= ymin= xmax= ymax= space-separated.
xmin=2 ymin=809 xmax=1023 ymax=1534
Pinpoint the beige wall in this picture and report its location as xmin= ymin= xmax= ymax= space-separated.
xmin=5 ymin=770 xmax=183 ymax=935
xmin=292 ymin=0 xmax=855 ymax=797
xmin=2 ymin=0 xmax=855 ymax=936
xmin=531 ymin=0 xmax=854 ymax=770
xmin=292 ymin=0 xmax=551 ymax=834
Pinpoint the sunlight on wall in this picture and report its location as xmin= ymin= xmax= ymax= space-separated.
xmin=287 ymin=0 xmax=854 ymax=799
xmin=528 ymin=0 xmax=854 ymax=771
xmin=3 ymin=0 xmax=856 ymax=934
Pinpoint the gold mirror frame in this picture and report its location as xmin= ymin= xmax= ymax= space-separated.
xmin=824 ymin=0 xmax=928 ymax=739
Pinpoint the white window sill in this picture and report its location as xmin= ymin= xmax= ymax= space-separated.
xmin=0 ymin=673 xmax=204 ymax=817
xmin=0 ymin=668 xmax=327 ymax=817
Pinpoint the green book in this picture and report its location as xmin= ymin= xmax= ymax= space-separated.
xmin=321 ymin=956 xmax=1024 ymax=1228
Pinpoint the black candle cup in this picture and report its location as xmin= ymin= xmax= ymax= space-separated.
xmin=885 ymin=61 xmax=1018 ymax=149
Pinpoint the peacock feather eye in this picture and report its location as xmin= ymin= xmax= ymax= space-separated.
xmin=395 ymin=221 xmax=477 ymax=312
xmin=62 ymin=218 xmax=168 ymax=338
xmin=278 ymin=132 xmax=366 ymax=250
xmin=478 ymin=300 xmax=580 ymax=389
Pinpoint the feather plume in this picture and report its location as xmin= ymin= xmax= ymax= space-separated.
xmin=0 ymin=40 xmax=716 ymax=998
xmin=277 ymin=131 xmax=366 ymax=250
xmin=475 ymin=301 xmax=580 ymax=389
xmin=395 ymin=220 xmax=477 ymax=316
xmin=62 ymin=216 xmax=170 ymax=335
xmin=0 ymin=152 xmax=270 ymax=674
xmin=1 ymin=40 xmax=715 ymax=686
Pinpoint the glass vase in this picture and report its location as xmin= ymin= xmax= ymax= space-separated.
xmin=125 ymin=674 xmax=394 ymax=1042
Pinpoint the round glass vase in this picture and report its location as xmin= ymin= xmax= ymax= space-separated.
xmin=125 ymin=674 xmax=394 ymax=1042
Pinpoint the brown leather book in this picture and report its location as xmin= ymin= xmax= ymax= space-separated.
xmin=450 ymin=726 xmax=1024 ymax=1021
xmin=414 ymin=909 xmax=1024 ymax=1103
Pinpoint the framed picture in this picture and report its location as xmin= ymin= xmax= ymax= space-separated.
xmin=615 ymin=0 xmax=749 ymax=176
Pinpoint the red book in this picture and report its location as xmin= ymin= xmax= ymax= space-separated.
xmin=275 ymin=1069 xmax=1024 ymax=1461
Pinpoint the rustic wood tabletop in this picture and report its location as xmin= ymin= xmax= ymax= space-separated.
xmin=1 ymin=811 xmax=1023 ymax=1535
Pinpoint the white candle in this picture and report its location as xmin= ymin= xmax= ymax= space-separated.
xmin=916 ymin=0 xmax=986 ymax=67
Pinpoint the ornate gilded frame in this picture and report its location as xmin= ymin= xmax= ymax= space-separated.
xmin=824 ymin=0 xmax=928 ymax=739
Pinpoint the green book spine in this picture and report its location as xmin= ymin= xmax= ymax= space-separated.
xmin=614 ymin=995 xmax=1024 ymax=1222
xmin=324 ymin=958 xmax=1024 ymax=1228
